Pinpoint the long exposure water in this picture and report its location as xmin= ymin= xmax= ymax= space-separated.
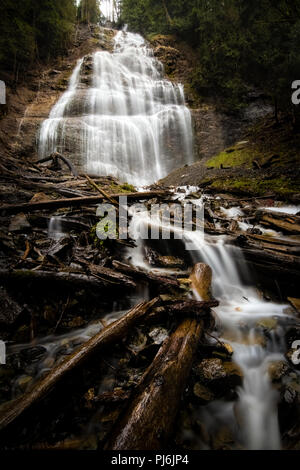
xmin=38 ymin=30 xmax=193 ymax=186
xmin=31 ymin=28 xmax=295 ymax=449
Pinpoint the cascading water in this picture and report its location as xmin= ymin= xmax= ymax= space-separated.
xmin=38 ymin=30 xmax=193 ymax=186
xmin=125 ymin=199 xmax=289 ymax=450
xmin=36 ymin=26 xmax=292 ymax=450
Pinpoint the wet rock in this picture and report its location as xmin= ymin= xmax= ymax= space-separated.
xmin=285 ymin=326 xmax=300 ymax=348
xmin=46 ymin=236 xmax=73 ymax=261
xmin=0 ymin=287 xmax=23 ymax=325
xmin=20 ymin=346 xmax=47 ymax=364
xmin=128 ymin=329 xmax=148 ymax=352
xmin=282 ymin=381 xmax=300 ymax=405
xmin=189 ymin=263 xmax=212 ymax=300
xmin=148 ymin=327 xmax=168 ymax=345
xmin=145 ymin=247 xmax=185 ymax=268
xmin=194 ymin=358 xmax=243 ymax=389
xmin=210 ymin=342 xmax=234 ymax=360
xmin=256 ymin=317 xmax=278 ymax=331
xmin=154 ymin=45 xmax=180 ymax=72
xmin=285 ymin=348 xmax=300 ymax=369
xmin=156 ymin=255 xmax=185 ymax=269
xmin=193 ymin=382 xmax=215 ymax=402
xmin=246 ymin=227 xmax=263 ymax=235
xmin=8 ymin=213 xmax=31 ymax=232
xmin=268 ymin=360 xmax=290 ymax=382
xmin=211 ymin=426 xmax=236 ymax=450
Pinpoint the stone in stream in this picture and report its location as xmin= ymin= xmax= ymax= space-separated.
xmin=268 ymin=360 xmax=290 ymax=382
xmin=193 ymin=382 xmax=215 ymax=402
xmin=144 ymin=247 xmax=185 ymax=269
xmin=148 ymin=327 xmax=169 ymax=345
xmin=189 ymin=263 xmax=212 ymax=300
xmin=194 ymin=358 xmax=243 ymax=390
xmin=46 ymin=236 xmax=73 ymax=261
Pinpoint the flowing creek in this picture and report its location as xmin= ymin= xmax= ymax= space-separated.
xmin=5 ymin=29 xmax=300 ymax=450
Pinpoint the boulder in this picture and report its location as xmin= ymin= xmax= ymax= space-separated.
xmin=194 ymin=358 xmax=243 ymax=390
xmin=189 ymin=263 xmax=212 ymax=300
xmin=193 ymin=382 xmax=215 ymax=402
xmin=268 ymin=360 xmax=290 ymax=382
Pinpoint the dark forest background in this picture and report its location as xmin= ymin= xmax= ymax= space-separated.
xmin=0 ymin=0 xmax=300 ymax=120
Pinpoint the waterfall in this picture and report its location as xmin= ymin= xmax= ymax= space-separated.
xmin=37 ymin=26 xmax=288 ymax=450
xmin=38 ymin=30 xmax=193 ymax=186
xmin=126 ymin=199 xmax=288 ymax=450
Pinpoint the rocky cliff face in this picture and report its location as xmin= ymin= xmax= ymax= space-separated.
xmin=0 ymin=25 xmax=115 ymax=161
xmin=149 ymin=33 xmax=273 ymax=163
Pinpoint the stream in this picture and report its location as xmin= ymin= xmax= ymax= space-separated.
xmin=5 ymin=28 xmax=299 ymax=450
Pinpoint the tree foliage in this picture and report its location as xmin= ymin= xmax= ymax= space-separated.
xmin=119 ymin=0 xmax=300 ymax=115
xmin=0 ymin=0 xmax=77 ymax=79
xmin=78 ymin=0 xmax=101 ymax=24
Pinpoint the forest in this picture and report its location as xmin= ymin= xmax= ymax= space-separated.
xmin=0 ymin=0 xmax=300 ymax=455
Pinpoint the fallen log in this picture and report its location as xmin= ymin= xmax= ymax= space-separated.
xmin=0 ymin=298 xmax=159 ymax=433
xmin=104 ymin=263 xmax=214 ymax=450
xmin=165 ymin=299 xmax=218 ymax=315
xmin=112 ymin=260 xmax=180 ymax=290
xmin=255 ymin=210 xmax=300 ymax=235
xmin=0 ymin=191 xmax=169 ymax=216
xmin=0 ymin=268 xmax=136 ymax=290
xmin=105 ymin=316 xmax=205 ymax=450
xmin=85 ymin=174 xmax=119 ymax=208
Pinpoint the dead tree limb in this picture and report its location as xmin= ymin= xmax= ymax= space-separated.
xmin=104 ymin=317 xmax=204 ymax=450
xmin=255 ymin=210 xmax=300 ymax=235
xmin=85 ymin=174 xmax=119 ymax=208
xmin=0 ymin=298 xmax=160 ymax=433
xmin=112 ymin=260 xmax=180 ymax=290
xmin=104 ymin=262 xmax=214 ymax=450
xmin=0 ymin=268 xmax=136 ymax=290
xmin=35 ymin=152 xmax=79 ymax=178
xmin=0 ymin=190 xmax=169 ymax=216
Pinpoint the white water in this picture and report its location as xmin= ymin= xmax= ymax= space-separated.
xmin=48 ymin=217 xmax=65 ymax=240
xmin=126 ymin=195 xmax=289 ymax=450
xmin=37 ymin=28 xmax=291 ymax=450
xmin=38 ymin=30 xmax=193 ymax=186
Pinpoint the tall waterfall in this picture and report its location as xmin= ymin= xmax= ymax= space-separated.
xmin=38 ymin=30 xmax=193 ymax=186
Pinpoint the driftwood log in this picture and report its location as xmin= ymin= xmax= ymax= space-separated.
xmin=0 ymin=298 xmax=159 ymax=433
xmin=104 ymin=317 xmax=204 ymax=450
xmin=0 ymin=190 xmax=169 ymax=216
xmin=0 ymin=268 xmax=136 ymax=290
xmin=104 ymin=263 xmax=215 ymax=450
xmin=112 ymin=260 xmax=181 ymax=290
xmin=255 ymin=210 xmax=300 ymax=235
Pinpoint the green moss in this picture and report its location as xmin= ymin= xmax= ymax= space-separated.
xmin=109 ymin=182 xmax=136 ymax=194
xmin=209 ymin=176 xmax=300 ymax=198
xmin=206 ymin=147 xmax=256 ymax=169
xmin=206 ymin=118 xmax=300 ymax=171
xmin=90 ymin=224 xmax=104 ymax=248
